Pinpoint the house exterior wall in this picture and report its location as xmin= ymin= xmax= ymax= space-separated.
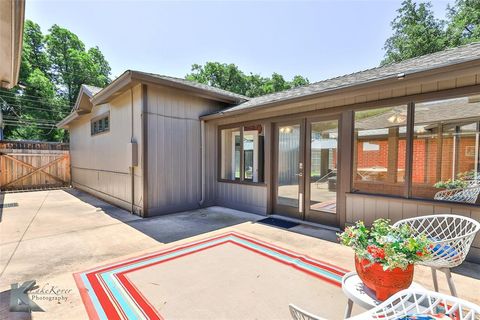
xmin=205 ymin=66 xmax=480 ymax=261
xmin=145 ymin=85 xmax=225 ymax=215
xmin=69 ymin=85 xmax=143 ymax=213
xmin=204 ymin=121 xmax=270 ymax=215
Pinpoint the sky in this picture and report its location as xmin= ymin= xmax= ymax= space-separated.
xmin=25 ymin=0 xmax=455 ymax=83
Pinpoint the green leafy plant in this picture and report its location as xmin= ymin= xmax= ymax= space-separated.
xmin=434 ymin=169 xmax=480 ymax=189
xmin=338 ymin=219 xmax=432 ymax=271
xmin=433 ymin=179 xmax=468 ymax=189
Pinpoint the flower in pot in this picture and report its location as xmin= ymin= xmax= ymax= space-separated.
xmin=338 ymin=219 xmax=431 ymax=301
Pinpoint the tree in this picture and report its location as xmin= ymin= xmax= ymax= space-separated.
xmin=186 ymin=62 xmax=249 ymax=95
xmin=45 ymin=25 xmax=110 ymax=105
xmin=381 ymin=0 xmax=447 ymax=65
xmin=19 ymin=20 xmax=49 ymax=82
xmin=446 ymin=0 xmax=480 ymax=46
xmin=186 ymin=62 xmax=309 ymax=97
xmin=1 ymin=20 xmax=111 ymax=142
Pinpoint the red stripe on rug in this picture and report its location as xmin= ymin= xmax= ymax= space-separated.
xmin=85 ymin=271 xmax=122 ymax=320
xmin=231 ymin=232 xmax=348 ymax=275
xmin=115 ymin=273 xmax=163 ymax=320
xmin=83 ymin=232 xmax=233 ymax=275
xmin=73 ymin=272 xmax=101 ymax=320
xmin=230 ymin=241 xmax=342 ymax=287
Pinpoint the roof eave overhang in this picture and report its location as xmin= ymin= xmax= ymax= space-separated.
xmin=56 ymin=110 xmax=88 ymax=129
xmin=90 ymin=71 xmax=134 ymax=105
xmin=0 ymin=0 xmax=25 ymax=89
xmin=201 ymin=58 xmax=480 ymax=121
xmin=131 ymin=72 xmax=245 ymax=104
xmin=91 ymin=70 xmax=246 ymax=106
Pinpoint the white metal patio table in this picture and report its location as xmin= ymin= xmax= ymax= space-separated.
xmin=342 ymin=271 xmax=424 ymax=318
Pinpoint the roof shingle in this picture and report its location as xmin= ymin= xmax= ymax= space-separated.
xmin=211 ymin=42 xmax=480 ymax=116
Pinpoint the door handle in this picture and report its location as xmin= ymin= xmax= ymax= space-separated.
xmin=295 ymin=173 xmax=303 ymax=177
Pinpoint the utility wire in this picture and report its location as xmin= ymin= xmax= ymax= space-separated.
xmin=0 ymin=96 xmax=60 ymax=130
xmin=3 ymin=122 xmax=57 ymax=129
xmin=0 ymin=92 xmax=73 ymax=109
xmin=3 ymin=117 xmax=59 ymax=125
xmin=2 ymin=102 xmax=71 ymax=114
xmin=0 ymin=89 xmax=65 ymax=100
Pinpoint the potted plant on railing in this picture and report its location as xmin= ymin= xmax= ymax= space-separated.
xmin=338 ymin=219 xmax=432 ymax=301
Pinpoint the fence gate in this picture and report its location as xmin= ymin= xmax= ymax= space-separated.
xmin=0 ymin=141 xmax=70 ymax=191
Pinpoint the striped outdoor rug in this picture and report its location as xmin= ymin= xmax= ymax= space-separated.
xmin=74 ymin=232 xmax=348 ymax=320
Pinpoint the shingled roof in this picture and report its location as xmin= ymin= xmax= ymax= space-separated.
xmin=136 ymin=71 xmax=249 ymax=102
xmin=82 ymin=84 xmax=103 ymax=97
xmin=204 ymin=42 xmax=480 ymax=118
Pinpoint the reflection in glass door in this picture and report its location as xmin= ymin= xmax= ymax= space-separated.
xmin=273 ymin=118 xmax=340 ymax=226
xmin=305 ymin=119 xmax=339 ymax=225
xmin=274 ymin=122 xmax=304 ymax=219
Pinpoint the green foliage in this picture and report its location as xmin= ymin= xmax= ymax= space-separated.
xmin=1 ymin=20 xmax=111 ymax=142
xmin=382 ymin=0 xmax=447 ymax=65
xmin=186 ymin=62 xmax=309 ymax=97
xmin=446 ymin=0 xmax=480 ymax=46
xmin=46 ymin=25 xmax=111 ymax=104
xmin=382 ymin=0 xmax=480 ymax=65
xmin=434 ymin=169 xmax=477 ymax=189
xmin=338 ymin=219 xmax=432 ymax=270
xmin=433 ymin=179 xmax=468 ymax=189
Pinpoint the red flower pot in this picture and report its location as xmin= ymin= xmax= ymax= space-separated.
xmin=355 ymin=255 xmax=414 ymax=301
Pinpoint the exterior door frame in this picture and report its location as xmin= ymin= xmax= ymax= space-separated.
xmin=304 ymin=115 xmax=342 ymax=227
xmin=272 ymin=119 xmax=306 ymax=220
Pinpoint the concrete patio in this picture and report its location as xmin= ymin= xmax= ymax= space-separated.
xmin=0 ymin=189 xmax=479 ymax=319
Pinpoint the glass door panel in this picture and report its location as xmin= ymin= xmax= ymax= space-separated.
xmin=274 ymin=121 xmax=304 ymax=219
xmin=305 ymin=118 xmax=339 ymax=225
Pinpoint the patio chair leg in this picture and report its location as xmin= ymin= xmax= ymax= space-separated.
xmin=444 ymin=268 xmax=458 ymax=297
xmin=344 ymin=299 xmax=354 ymax=319
xmin=431 ymin=268 xmax=439 ymax=292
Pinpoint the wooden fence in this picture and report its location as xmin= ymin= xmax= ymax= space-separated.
xmin=0 ymin=141 xmax=70 ymax=191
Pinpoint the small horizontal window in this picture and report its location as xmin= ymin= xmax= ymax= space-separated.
xmin=91 ymin=115 xmax=110 ymax=136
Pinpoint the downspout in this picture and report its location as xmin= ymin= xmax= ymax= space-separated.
xmin=130 ymin=88 xmax=134 ymax=214
xmin=199 ymin=119 xmax=206 ymax=206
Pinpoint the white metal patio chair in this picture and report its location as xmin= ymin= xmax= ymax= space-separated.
xmin=393 ymin=215 xmax=480 ymax=296
xmin=434 ymin=185 xmax=480 ymax=204
xmin=289 ymin=304 xmax=324 ymax=320
xmin=289 ymin=288 xmax=480 ymax=320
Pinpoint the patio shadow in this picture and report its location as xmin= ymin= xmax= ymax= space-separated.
xmin=65 ymin=188 xmax=263 ymax=244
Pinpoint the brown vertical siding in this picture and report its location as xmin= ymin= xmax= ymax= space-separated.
xmin=145 ymin=85 xmax=224 ymax=215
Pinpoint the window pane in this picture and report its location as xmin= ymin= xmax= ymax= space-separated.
xmin=353 ymin=105 xmax=408 ymax=196
xmin=412 ymin=96 xmax=480 ymax=204
xmin=104 ymin=117 xmax=109 ymax=130
xmin=277 ymin=124 xmax=300 ymax=206
xmin=310 ymin=120 xmax=338 ymax=213
xmin=243 ymin=124 xmax=264 ymax=182
xmin=220 ymin=127 xmax=241 ymax=180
